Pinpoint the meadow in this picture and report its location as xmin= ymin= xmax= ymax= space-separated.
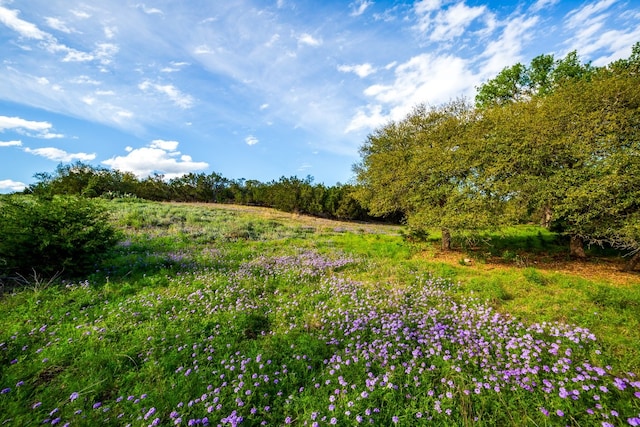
xmin=1 ymin=200 xmax=639 ymax=426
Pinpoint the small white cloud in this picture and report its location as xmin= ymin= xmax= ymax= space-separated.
xmin=135 ymin=3 xmax=164 ymax=15
xmin=45 ymin=17 xmax=74 ymax=34
xmin=150 ymin=139 xmax=180 ymax=151
xmin=245 ymin=135 xmax=259 ymax=146
xmin=338 ymin=63 xmax=376 ymax=78
xmin=259 ymin=103 xmax=269 ymax=110
xmin=161 ymin=61 xmax=189 ymax=73
xmin=298 ymin=33 xmax=322 ymax=47
xmin=266 ymin=33 xmax=280 ymax=47
xmin=104 ymin=25 xmax=117 ymax=39
xmin=0 ymin=140 xmax=22 ymax=147
xmin=350 ymin=0 xmax=374 ymax=17
xmin=139 ymin=80 xmax=194 ymax=109
xmin=70 ymin=10 xmax=91 ymax=19
xmin=70 ymin=75 xmax=101 ymax=85
xmin=0 ymin=115 xmax=62 ymax=138
xmin=531 ymin=0 xmax=559 ymax=13
xmin=0 ymin=179 xmax=27 ymax=192
xmin=24 ymin=147 xmax=96 ymax=162
xmin=194 ymin=44 xmax=214 ymax=55
xmin=102 ymin=140 xmax=208 ymax=179
xmin=62 ymin=49 xmax=95 ymax=62
xmin=414 ymin=1 xmax=488 ymax=42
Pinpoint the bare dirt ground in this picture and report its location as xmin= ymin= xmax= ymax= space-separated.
xmin=427 ymin=250 xmax=640 ymax=287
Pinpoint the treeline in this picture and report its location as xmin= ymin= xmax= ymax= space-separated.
xmin=354 ymin=43 xmax=640 ymax=270
xmin=25 ymin=165 xmax=378 ymax=222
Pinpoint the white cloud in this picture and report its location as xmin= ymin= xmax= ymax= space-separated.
xmin=338 ymin=63 xmax=376 ymax=78
xmin=70 ymin=10 xmax=91 ymax=19
xmin=531 ymin=0 xmax=559 ymax=13
xmin=245 ymin=135 xmax=259 ymax=146
xmin=102 ymin=140 xmax=208 ymax=179
xmin=24 ymin=147 xmax=96 ymax=162
xmin=298 ymin=33 xmax=322 ymax=47
xmin=414 ymin=1 xmax=488 ymax=42
xmin=259 ymin=103 xmax=269 ymax=110
xmin=562 ymin=0 xmax=640 ymax=64
xmin=566 ymin=0 xmax=616 ymax=29
xmin=0 ymin=115 xmax=61 ymax=139
xmin=139 ymin=80 xmax=194 ymax=109
xmin=70 ymin=75 xmax=102 ymax=85
xmin=135 ymin=4 xmax=164 ymax=15
xmin=45 ymin=17 xmax=74 ymax=34
xmin=414 ymin=0 xmax=442 ymax=15
xmin=0 ymin=5 xmax=48 ymax=40
xmin=0 ymin=179 xmax=27 ymax=192
xmin=61 ymin=43 xmax=119 ymax=65
xmin=345 ymin=53 xmax=474 ymax=132
xmin=161 ymin=61 xmax=190 ymax=73
xmin=479 ymin=15 xmax=539 ymax=78
xmin=150 ymin=139 xmax=179 ymax=151
xmin=350 ymin=0 xmax=374 ymax=17
xmin=0 ymin=140 xmax=22 ymax=147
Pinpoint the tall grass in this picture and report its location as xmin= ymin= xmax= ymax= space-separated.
xmin=1 ymin=201 xmax=638 ymax=426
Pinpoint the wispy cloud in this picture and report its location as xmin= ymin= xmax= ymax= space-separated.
xmin=24 ymin=147 xmax=96 ymax=162
xmin=414 ymin=0 xmax=490 ymax=42
xmin=566 ymin=0 xmax=616 ymax=29
xmin=138 ymin=80 xmax=194 ymax=109
xmin=45 ymin=17 xmax=75 ymax=34
xmin=135 ymin=3 xmax=164 ymax=16
xmin=350 ymin=0 xmax=374 ymax=17
xmin=479 ymin=15 xmax=539 ymax=78
xmin=531 ymin=0 xmax=559 ymax=13
xmin=102 ymin=140 xmax=208 ymax=179
xmin=0 ymin=5 xmax=49 ymax=40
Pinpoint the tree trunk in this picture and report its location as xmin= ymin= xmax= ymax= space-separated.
xmin=441 ymin=228 xmax=452 ymax=251
xmin=569 ymin=235 xmax=586 ymax=258
xmin=623 ymin=252 xmax=640 ymax=272
xmin=540 ymin=205 xmax=553 ymax=229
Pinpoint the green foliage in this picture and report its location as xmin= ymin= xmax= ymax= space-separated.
xmin=0 ymin=201 xmax=638 ymax=426
xmin=0 ymin=195 xmax=120 ymax=279
xmin=356 ymin=42 xmax=640 ymax=264
xmin=475 ymin=50 xmax=593 ymax=108
xmin=27 ymin=163 xmax=376 ymax=222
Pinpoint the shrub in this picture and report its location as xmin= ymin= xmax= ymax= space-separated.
xmin=0 ymin=195 xmax=120 ymax=279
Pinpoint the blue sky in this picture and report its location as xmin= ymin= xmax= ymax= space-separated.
xmin=1 ymin=0 xmax=639 ymax=192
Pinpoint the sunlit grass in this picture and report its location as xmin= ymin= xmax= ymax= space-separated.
xmin=1 ymin=200 xmax=638 ymax=426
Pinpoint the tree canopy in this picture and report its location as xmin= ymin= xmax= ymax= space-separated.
xmin=355 ymin=42 xmax=640 ymax=269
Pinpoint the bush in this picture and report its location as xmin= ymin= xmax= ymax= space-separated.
xmin=0 ymin=196 xmax=120 ymax=279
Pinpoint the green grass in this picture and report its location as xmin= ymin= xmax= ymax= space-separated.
xmin=1 ymin=200 xmax=638 ymax=426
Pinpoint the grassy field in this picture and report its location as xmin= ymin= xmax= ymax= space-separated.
xmin=1 ymin=200 xmax=639 ymax=426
